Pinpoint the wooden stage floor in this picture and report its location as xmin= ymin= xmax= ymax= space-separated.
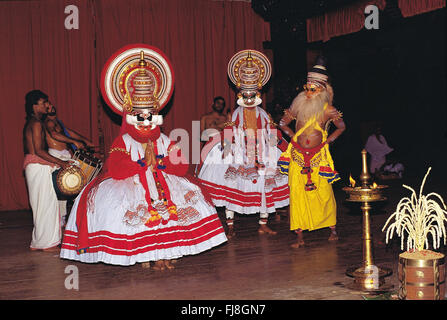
xmin=1 ymin=177 xmax=446 ymax=301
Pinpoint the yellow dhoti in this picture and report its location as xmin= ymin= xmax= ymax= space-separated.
xmin=278 ymin=103 xmax=340 ymax=231
xmin=287 ymin=151 xmax=337 ymax=231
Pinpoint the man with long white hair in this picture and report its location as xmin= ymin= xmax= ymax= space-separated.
xmin=278 ymin=57 xmax=345 ymax=248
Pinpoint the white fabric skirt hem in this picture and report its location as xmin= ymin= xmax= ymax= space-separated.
xmin=213 ymin=199 xmax=289 ymax=215
xmin=30 ymin=240 xmax=61 ymax=250
xmin=59 ymin=233 xmax=227 ymax=266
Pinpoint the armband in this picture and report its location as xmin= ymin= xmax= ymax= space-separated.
xmin=333 ymin=110 xmax=343 ymax=121
xmin=284 ymin=109 xmax=296 ymax=121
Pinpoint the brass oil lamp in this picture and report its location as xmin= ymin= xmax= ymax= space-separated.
xmin=342 ymin=149 xmax=393 ymax=292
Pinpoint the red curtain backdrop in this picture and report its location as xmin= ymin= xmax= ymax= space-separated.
xmin=0 ymin=0 xmax=270 ymax=211
xmin=306 ymin=0 xmax=386 ymax=43
xmin=0 ymin=0 xmax=96 ymax=211
xmin=398 ymin=0 xmax=445 ymax=17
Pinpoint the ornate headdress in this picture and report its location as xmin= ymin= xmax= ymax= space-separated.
xmin=305 ymin=56 xmax=329 ymax=91
xmin=227 ymin=49 xmax=271 ymax=108
xmin=100 ymin=44 xmax=174 ymax=115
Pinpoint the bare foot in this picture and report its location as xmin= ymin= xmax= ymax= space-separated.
xmin=153 ymin=260 xmax=166 ymax=271
xmin=141 ymin=262 xmax=151 ymax=269
xmin=258 ymin=224 xmax=277 ymax=235
xmin=226 ymin=226 xmax=235 ymax=239
xmin=164 ymin=260 xmax=175 ymax=270
xmin=328 ymin=232 xmax=339 ymax=241
xmin=291 ymin=230 xmax=304 ymax=248
xmin=290 ymin=240 xmax=305 ymax=249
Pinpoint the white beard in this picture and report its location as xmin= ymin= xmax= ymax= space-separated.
xmin=289 ymin=90 xmax=330 ymax=124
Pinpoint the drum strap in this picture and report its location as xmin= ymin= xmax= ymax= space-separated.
xmin=57 ymin=119 xmax=77 ymax=151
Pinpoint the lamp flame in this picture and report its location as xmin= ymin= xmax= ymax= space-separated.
xmin=372 ymin=182 xmax=378 ymax=189
xmin=349 ymin=175 xmax=356 ymax=188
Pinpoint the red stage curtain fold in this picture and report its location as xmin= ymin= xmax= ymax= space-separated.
xmin=307 ymin=0 xmax=386 ymax=43
xmin=398 ymin=0 xmax=445 ymax=17
xmin=0 ymin=0 xmax=96 ymax=211
xmin=0 ymin=0 xmax=270 ymax=211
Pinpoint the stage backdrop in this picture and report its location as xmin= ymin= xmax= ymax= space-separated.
xmin=0 ymin=0 xmax=270 ymax=211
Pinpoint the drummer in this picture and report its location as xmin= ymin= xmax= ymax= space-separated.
xmin=44 ymin=105 xmax=94 ymax=159
xmin=44 ymin=104 xmax=94 ymax=226
xmin=23 ymin=90 xmax=71 ymax=251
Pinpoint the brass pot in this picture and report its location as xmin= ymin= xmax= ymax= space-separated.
xmin=398 ymin=251 xmax=445 ymax=300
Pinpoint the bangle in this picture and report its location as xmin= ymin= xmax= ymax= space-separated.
xmin=109 ymin=147 xmax=130 ymax=155
xmin=223 ymin=121 xmax=236 ymax=127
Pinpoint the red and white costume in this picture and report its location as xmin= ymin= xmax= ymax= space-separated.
xmin=198 ymin=106 xmax=289 ymax=214
xmin=198 ymin=50 xmax=289 ymax=223
xmin=60 ymin=44 xmax=226 ymax=266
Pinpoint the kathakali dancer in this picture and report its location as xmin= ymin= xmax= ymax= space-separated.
xmin=60 ymin=44 xmax=227 ymax=269
xmin=198 ymin=50 xmax=289 ymax=238
xmin=278 ymin=57 xmax=345 ymax=248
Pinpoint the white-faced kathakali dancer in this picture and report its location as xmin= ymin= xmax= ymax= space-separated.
xmin=198 ymin=50 xmax=289 ymax=238
xmin=60 ymin=44 xmax=227 ymax=269
xmin=278 ymin=57 xmax=346 ymax=248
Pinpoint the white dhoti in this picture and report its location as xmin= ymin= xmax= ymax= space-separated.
xmin=48 ymin=148 xmax=71 ymax=160
xmin=24 ymin=162 xmax=61 ymax=249
xmin=48 ymin=148 xmax=72 ymax=224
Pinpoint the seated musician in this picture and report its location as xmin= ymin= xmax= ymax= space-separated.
xmin=200 ymin=96 xmax=229 ymax=142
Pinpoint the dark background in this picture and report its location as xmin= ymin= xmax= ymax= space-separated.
xmin=254 ymin=0 xmax=446 ymax=184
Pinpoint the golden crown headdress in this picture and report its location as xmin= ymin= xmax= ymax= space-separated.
xmin=101 ymin=44 xmax=174 ymax=114
xmin=227 ymin=49 xmax=271 ymax=107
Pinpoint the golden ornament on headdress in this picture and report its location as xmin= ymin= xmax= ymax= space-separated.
xmin=246 ymin=51 xmax=253 ymax=67
xmin=139 ymin=51 xmax=146 ymax=66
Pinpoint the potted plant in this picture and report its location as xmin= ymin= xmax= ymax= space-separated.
xmin=382 ymin=167 xmax=447 ymax=300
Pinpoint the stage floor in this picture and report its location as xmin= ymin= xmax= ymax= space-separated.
xmin=1 ymin=177 xmax=445 ymax=300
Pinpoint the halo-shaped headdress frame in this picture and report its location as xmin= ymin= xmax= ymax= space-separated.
xmin=100 ymin=44 xmax=174 ymax=115
xmin=227 ymin=49 xmax=271 ymax=91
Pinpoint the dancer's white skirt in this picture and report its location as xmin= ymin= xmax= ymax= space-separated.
xmin=60 ymin=171 xmax=227 ymax=266
xmin=198 ymin=143 xmax=289 ymax=214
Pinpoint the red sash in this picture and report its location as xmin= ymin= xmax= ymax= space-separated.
xmin=291 ymin=140 xmax=326 ymax=191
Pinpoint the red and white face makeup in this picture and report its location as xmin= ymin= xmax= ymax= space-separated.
xmin=125 ymin=109 xmax=163 ymax=132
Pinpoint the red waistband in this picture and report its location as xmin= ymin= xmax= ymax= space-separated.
xmin=23 ymin=154 xmax=58 ymax=170
xmin=291 ymin=140 xmax=326 ymax=156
